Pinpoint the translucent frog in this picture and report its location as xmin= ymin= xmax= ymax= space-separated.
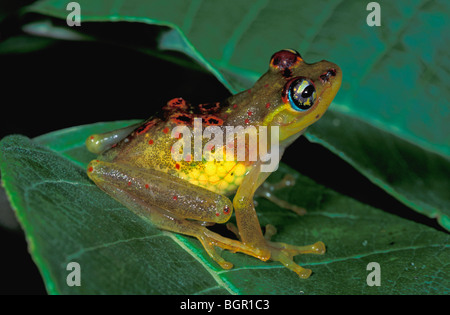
xmin=86 ymin=49 xmax=342 ymax=278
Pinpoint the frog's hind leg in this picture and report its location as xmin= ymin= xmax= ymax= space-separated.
xmin=86 ymin=122 xmax=141 ymax=154
xmin=87 ymin=160 xmax=266 ymax=270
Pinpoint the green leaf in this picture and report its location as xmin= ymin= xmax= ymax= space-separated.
xmin=21 ymin=0 xmax=450 ymax=229
xmin=1 ymin=122 xmax=448 ymax=294
xmin=0 ymin=35 xmax=55 ymax=55
xmin=25 ymin=0 xmax=450 ymax=157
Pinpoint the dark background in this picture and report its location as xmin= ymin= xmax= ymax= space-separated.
xmin=0 ymin=7 xmax=444 ymax=295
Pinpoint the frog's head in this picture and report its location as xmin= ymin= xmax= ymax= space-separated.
xmin=259 ymin=49 xmax=342 ymax=142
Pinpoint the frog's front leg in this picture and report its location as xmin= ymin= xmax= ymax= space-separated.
xmin=87 ymin=160 xmax=266 ymax=269
xmin=232 ymin=162 xmax=325 ymax=279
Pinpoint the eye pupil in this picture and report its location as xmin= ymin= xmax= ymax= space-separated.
xmin=302 ymin=85 xmax=314 ymax=98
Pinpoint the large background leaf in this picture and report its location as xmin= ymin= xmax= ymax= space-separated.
xmin=20 ymin=0 xmax=450 ymax=230
xmin=26 ymin=0 xmax=450 ymax=157
xmin=0 ymin=122 xmax=449 ymax=294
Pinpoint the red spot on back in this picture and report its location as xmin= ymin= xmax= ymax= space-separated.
xmin=163 ymin=127 xmax=169 ymax=134
xmin=136 ymin=120 xmax=157 ymax=135
xmin=215 ymin=212 xmax=220 ymax=217
xmin=167 ymin=98 xmax=187 ymax=109
xmin=128 ymin=181 xmax=132 ymax=186
xmin=88 ymin=166 xmax=93 ymax=172
xmin=175 ymin=163 xmax=180 ymax=170
xmin=145 ymin=184 xmax=149 ymax=189
xmin=203 ymin=115 xmax=224 ymax=126
xmin=148 ymin=139 xmax=154 ymax=145
xmin=170 ymin=113 xmax=193 ymax=126
xmin=233 ymin=104 xmax=238 ymax=109
xmin=266 ymin=103 xmax=270 ymax=108
xmin=198 ymin=102 xmax=221 ymax=113
xmin=245 ymin=119 xmax=250 ymax=124
xmin=173 ymin=195 xmax=178 ymax=200
xmin=247 ymin=111 xmax=253 ymax=116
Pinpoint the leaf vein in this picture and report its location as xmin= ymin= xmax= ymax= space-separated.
xmin=221 ymin=0 xmax=269 ymax=65
xmin=349 ymin=0 xmax=432 ymax=97
xmin=181 ymin=0 xmax=203 ymax=33
xmin=299 ymin=0 xmax=345 ymax=56
xmin=165 ymin=232 xmax=238 ymax=295
xmin=64 ymin=234 xmax=165 ymax=262
xmin=217 ymin=243 xmax=449 ymax=274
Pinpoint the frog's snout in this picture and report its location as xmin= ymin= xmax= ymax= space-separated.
xmin=317 ymin=62 xmax=342 ymax=99
xmin=317 ymin=60 xmax=341 ymax=83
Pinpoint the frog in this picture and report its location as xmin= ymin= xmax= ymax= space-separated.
xmin=85 ymin=49 xmax=342 ymax=279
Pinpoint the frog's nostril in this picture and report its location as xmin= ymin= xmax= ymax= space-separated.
xmin=320 ymin=68 xmax=337 ymax=82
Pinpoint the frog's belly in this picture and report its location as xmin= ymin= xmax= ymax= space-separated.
xmin=125 ymin=135 xmax=251 ymax=196
xmin=176 ymin=160 xmax=249 ymax=196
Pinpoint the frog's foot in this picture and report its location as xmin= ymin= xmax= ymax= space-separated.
xmin=264 ymin=223 xmax=325 ymax=278
xmin=196 ymin=227 xmax=271 ymax=269
xmin=225 ymin=222 xmax=325 ymax=278
xmin=256 ymin=174 xmax=307 ymax=216
xmin=266 ymin=240 xmax=325 ymax=279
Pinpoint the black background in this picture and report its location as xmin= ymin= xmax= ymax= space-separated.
xmin=0 ymin=10 xmax=444 ymax=295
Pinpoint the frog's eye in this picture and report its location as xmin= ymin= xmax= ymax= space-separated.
xmin=283 ymin=77 xmax=317 ymax=111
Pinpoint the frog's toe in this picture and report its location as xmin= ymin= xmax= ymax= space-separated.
xmin=270 ymin=248 xmax=313 ymax=279
xmin=264 ymin=224 xmax=277 ymax=241
xmin=265 ymin=240 xmax=326 ymax=279
xmin=275 ymin=240 xmax=326 ymax=256
xmin=198 ymin=234 xmax=234 ymax=269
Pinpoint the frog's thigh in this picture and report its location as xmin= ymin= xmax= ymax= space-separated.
xmin=87 ymin=160 xmax=233 ymax=224
xmin=86 ymin=123 xmax=140 ymax=154
xmin=87 ymin=160 xmax=261 ymax=269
